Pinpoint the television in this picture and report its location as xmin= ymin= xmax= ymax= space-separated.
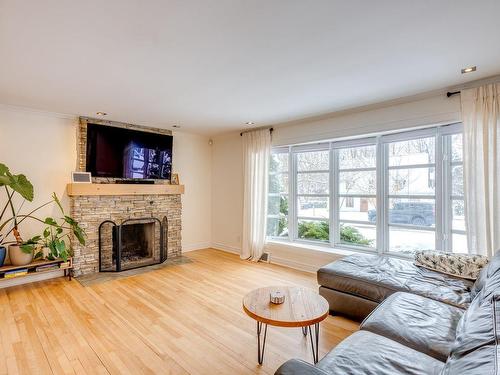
xmin=86 ymin=124 xmax=173 ymax=180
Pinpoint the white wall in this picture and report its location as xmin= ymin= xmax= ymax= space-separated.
xmin=272 ymin=92 xmax=461 ymax=146
xmin=210 ymin=92 xmax=462 ymax=272
xmin=0 ymin=107 xmax=77 ymax=240
xmin=172 ymin=131 xmax=212 ymax=251
xmin=0 ymin=106 xmax=212 ymax=253
xmin=211 ymin=132 xmax=243 ymax=253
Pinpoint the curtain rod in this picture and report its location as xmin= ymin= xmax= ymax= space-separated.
xmin=446 ymin=91 xmax=461 ymax=97
xmin=240 ymin=127 xmax=274 ymax=136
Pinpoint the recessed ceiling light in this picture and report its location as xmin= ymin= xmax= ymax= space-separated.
xmin=245 ymin=121 xmax=255 ymax=125
xmin=172 ymin=125 xmax=181 ymax=128
xmin=96 ymin=111 xmax=107 ymax=116
xmin=461 ymin=66 xmax=476 ymax=74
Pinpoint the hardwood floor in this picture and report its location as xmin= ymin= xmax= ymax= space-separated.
xmin=0 ymin=249 xmax=358 ymax=375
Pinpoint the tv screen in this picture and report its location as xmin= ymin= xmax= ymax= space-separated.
xmin=86 ymin=124 xmax=173 ymax=180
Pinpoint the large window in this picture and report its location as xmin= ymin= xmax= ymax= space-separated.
xmin=266 ymin=124 xmax=467 ymax=255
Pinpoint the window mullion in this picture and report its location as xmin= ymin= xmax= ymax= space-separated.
xmin=435 ymin=127 xmax=445 ymax=251
xmin=442 ymin=135 xmax=453 ymax=251
xmin=289 ymin=149 xmax=297 ymax=241
xmin=377 ymin=136 xmax=387 ymax=255
xmin=330 ymin=144 xmax=338 ymax=246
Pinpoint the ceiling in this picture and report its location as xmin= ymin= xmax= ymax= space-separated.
xmin=1 ymin=1 xmax=500 ymax=135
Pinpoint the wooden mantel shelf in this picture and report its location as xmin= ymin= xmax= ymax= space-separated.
xmin=66 ymin=183 xmax=185 ymax=196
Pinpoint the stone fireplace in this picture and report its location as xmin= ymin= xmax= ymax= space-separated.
xmin=68 ymin=193 xmax=182 ymax=276
xmin=67 ymin=117 xmax=184 ymax=277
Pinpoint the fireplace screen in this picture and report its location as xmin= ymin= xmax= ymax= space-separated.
xmin=98 ymin=217 xmax=167 ymax=272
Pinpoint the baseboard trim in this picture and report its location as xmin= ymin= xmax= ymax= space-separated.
xmin=211 ymin=242 xmax=240 ymax=255
xmin=270 ymin=255 xmax=317 ymax=274
xmin=209 ymin=243 xmax=316 ymax=273
xmin=182 ymin=242 xmax=212 ymax=252
xmin=0 ymin=270 xmax=64 ymax=289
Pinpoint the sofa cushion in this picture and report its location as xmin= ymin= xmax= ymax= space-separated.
xmin=414 ymin=250 xmax=488 ymax=280
xmin=440 ymin=345 xmax=498 ymax=375
xmin=450 ymin=294 xmax=498 ymax=355
xmin=470 ymin=266 xmax=489 ymax=300
xmin=470 ymin=250 xmax=500 ymax=300
xmin=317 ymin=254 xmax=473 ymax=308
xmin=360 ymin=292 xmax=463 ymax=361
xmin=440 ymin=293 xmax=500 ymax=374
xmin=316 ymin=331 xmax=444 ymax=375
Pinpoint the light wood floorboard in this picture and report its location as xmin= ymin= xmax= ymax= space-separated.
xmin=0 ymin=249 xmax=358 ymax=375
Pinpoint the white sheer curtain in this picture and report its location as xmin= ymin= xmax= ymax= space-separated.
xmin=461 ymin=83 xmax=500 ymax=257
xmin=241 ymin=129 xmax=271 ymax=261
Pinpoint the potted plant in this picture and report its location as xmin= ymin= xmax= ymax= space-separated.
xmin=0 ymin=163 xmax=36 ymax=266
xmin=0 ymin=163 xmax=85 ymax=266
xmin=22 ymin=193 xmax=85 ymax=262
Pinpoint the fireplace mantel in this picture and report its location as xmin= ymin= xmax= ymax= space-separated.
xmin=66 ymin=183 xmax=185 ymax=196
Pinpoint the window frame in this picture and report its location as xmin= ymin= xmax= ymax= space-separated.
xmin=266 ymin=122 xmax=466 ymax=256
xmin=333 ymin=139 xmax=378 ymax=251
xmin=381 ymin=127 xmax=439 ymax=255
xmin=443 ymin=129 xmax=466 ymax=252
xmin=292 ymin=144 xmax=330 ymax=243
xmin=266 ymin=146 xmax=291 ymax=240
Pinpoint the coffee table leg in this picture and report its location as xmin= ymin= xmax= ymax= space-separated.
xmin=307 ymin=323 xmax=320 ymax=364
xmin=257 ymin=321 xmax=268 ymax=365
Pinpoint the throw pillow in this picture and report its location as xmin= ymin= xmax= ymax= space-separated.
xmin=414 ymin=250 xmax=489 ymax=280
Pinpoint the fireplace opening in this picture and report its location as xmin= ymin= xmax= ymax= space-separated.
xmin=113 ymin=222 xmax=154 ymax=268
xmin=99 ymin=217 xmax=167 ymax=272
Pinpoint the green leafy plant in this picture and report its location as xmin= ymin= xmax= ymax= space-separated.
xmin=22 ymin=193 xmax=85 ymax=261
xmin=298 ymin=221 xmax=329 ymax=240
xmin=340 ymin=224 xmax=373 ymax=246
xmin=297 ymin=220 xmax=373 ymax=246
xmin=0 ymin=162 xmax=85 ymax=260
xmin=0 ymin=163 xmax=36 ymax=245
xmin=278 ymin=196 xmax=288 ymax=236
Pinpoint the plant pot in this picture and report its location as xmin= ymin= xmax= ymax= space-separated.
xmin=8 ymin=244 xmax=33 ymax=266
xmin=0 ymin=246 xmax=6 ymax=266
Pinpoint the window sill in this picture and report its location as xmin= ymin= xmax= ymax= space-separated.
xmin=265 ymin=238 xmax=413 ymax=260
xmin=266 ymin=238 xmax=361 ymax=257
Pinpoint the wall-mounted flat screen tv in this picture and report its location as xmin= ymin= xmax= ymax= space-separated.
xmin=86 ymin=124 xmax=173 ymax=180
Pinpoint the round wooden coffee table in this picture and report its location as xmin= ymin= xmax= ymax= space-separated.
xmin=242 ymin=286 xmax=329 ymax=365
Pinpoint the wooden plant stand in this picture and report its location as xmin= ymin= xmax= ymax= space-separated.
xmin=0 ymin=257 xmax=73 ymax=284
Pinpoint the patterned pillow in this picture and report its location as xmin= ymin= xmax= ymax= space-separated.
xmin=414 ymin=250 xmax=489 ymax=280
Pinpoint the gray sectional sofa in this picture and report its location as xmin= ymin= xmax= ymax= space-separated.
xmin=275 ymin=252 xmax=500 ymax=375
xmin=318 ymin=253 xmax=474 ymax=320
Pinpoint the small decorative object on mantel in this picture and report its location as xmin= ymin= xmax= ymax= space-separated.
xmin=270 ymin=290 xmax=285 ymax=304
xmin=171 ymin=173 xmax=179 ymax=185
xmin=71 ymin=171 xmax=92 ymax=183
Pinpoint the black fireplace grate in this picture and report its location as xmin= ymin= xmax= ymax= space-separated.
xmin=98 ymin=217 xmax=167 ymax=272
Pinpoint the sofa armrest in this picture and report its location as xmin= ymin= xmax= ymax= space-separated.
xmin=275 ymin=359 xmax=330 ymax=375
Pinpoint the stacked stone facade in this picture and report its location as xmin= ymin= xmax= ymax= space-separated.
xmin=70 ymin=194 xmax=182 ymax=276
